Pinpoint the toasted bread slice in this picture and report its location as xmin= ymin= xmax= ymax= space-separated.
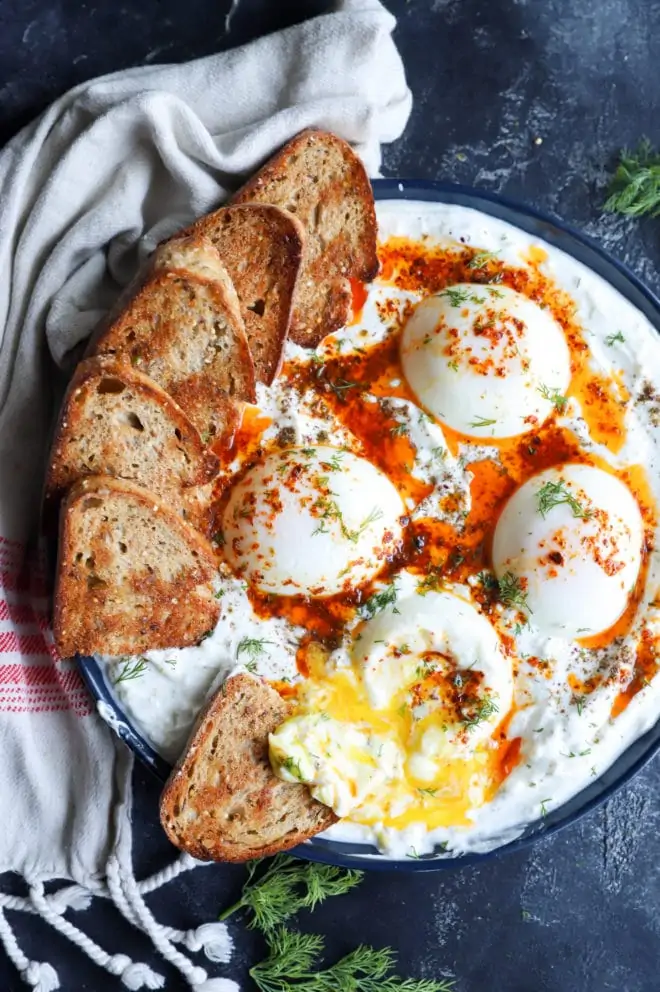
xmin=160 ymin=674 xmax=336 ymax=861
xmin=53 ymin=476 xmax=220 ymax=658
xmin=181 ymin=204 xmax=304 ymax=384
xmin=44 ymin=357 xmax=218 ymax=532
xmin=232 ymin=129 xmax=378 ymax=347
xmin=91 ymin=235 xmax=255 ymax=444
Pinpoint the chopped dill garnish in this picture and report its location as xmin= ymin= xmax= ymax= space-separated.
xmin=537 ymin=383 xmax=568 ymax=412
xmin=279 ymin=756 xmax=305 ymax=781
xmin=468 ymin=249 xmax=500 ymax=269
xmin=346 ymin=506 xmax=384 ymax=542
xmin=416 ymin=658 xmax=437 ymax=680
xmin=324 ymin=452 xmax=345 ymax=472
xmin=359 ymin=582 xmax=399 ymax=619
xmin=606 ymin=330 xmax=625 ymax=346
xmin=447 ymin=359 xmax=459 ymax=372
xmin=237 ymin=637 xmax=275 ymax=662
xmin=390 ymin=423 xmax=408 ymax=437
xmin=114 ymin=657 xmax=148 ymax=684
xmin=327 ymin=376 xmax=359 ymax=399
xmin=469 ymin=415 xmax=497 ymax=428
xmin=418 ymin=567 xmax=443 ymax=596
xmin=497 ymin=571 xmax=532 ymax=616
xmin=537 ymin=480 xmax=591 ymax=519
xmin=462 ymin=694 xmax=499 ymax=732
xmin=441 ymin=287 xmax=485 ymax=307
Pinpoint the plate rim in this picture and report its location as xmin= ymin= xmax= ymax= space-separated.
xmin=79 ymin=177 xmax=660 ymax=871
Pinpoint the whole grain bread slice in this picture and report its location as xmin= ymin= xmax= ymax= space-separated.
xmin=44 ymin=357 xmax=218 ymax=533
xmin=180 ymin=204 xmax=304 ymax=384
xmin=91 ymin=235 xmax=255 ymax=445
xmin=160 ymin=674 xmax=336 ymax=861
xmin=232 ymin=128 xmax=378 ymax=347
xmin=53 ymin=475 xmax=220 ymax=658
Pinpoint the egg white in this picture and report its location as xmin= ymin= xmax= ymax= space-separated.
xmin=400 ymin=285 xmax=571 ymax=438
xmin=108 ymin=199 xmax=660 ymax=860
xmin=492 ymin=463 xmax=644 ymax=638
xmin=222 ymin=445 xmax=405 ymax=596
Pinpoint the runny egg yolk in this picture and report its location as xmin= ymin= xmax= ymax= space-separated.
xmin=269 ymin=590 xmax=517 ymax=829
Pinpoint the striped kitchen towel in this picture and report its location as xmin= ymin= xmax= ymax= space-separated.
xmin=0 ymin=1 xmax=411 ymax=988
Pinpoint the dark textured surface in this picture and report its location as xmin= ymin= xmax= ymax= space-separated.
xmin=2 ymin=0 xmax=660 ymax=989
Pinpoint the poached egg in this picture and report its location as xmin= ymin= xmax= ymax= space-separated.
xmin=400 ymin=284 xmax=571 ymax=438
xmin=492 ymin=463 xmax=644 ymax=638
xmin=222 ymin=446 xmax=405 ymax=596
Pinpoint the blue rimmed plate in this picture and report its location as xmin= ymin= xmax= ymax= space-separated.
xmin=79 ymin=179 xmax=660 ymax=870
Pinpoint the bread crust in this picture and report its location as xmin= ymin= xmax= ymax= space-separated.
xmin=160 ymin=674 xmax=337 ymax=862
xmin=91 ymin=235 xmax=255 ymax=442
xmin=180 ymin=204 xmax=305 ymax=384
xmin=44 ymin=356 xmax=219 ymax=534
xmin=53 ymin=475 xmax=220 ymax=658
xmin=232 ymin=128 xmax=378 ymax=347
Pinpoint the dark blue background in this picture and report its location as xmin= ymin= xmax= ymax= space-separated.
xmin=1 ymin=0 xmax=660 ymax=988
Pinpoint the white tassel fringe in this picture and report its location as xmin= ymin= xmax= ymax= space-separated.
xmin=0 ymin=852 xmax=235 ymax=990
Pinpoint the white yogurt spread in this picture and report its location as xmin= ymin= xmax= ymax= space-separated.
xmin=102 ymin=201 xmax=660 ymax=859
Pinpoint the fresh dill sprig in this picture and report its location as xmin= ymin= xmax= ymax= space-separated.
xmin=390 ymin=423 xmax=408 ymax=437
xmin=497 ymin=571 xmax=532 ymax=616
xmin=114 ymin=657 xmax=148 ymax=684
xmin=606 ymin=330 xmax=625 ymax=346
xmin=537 ymin=383 xmax=568 ymax=412
xmin=537 ymin=480 xmax=591 ymax=519
xmin=359 ymin=582 xmax=399 ymax=619
xmin=346 ymin=506 xmax=384 ymax=542
xmin=462 ymin=694 xmax=499 ymax=732
xmin=218 ymin=855 xmax=363 ymax=931
xmin=441 ymin=287 xmax=471 ymax=307
xmin=327 ymin=377 xmax=359 ymax=400
xmin=249 ymin=927 xmax=455 ymax=992
xmin=573 ymin=694 xmax=586 ymax=716
xmin=469 ymin=415 xmax=497 ymax=429
xmin=278 ymin=756 xmax=305 ymax=781
xmin=313 ymin=495 xmax=382 ymax=544
xmin=604 ymin=140 xmax=660 ymax=217
xmin=440 ymin=287 xmax=485 ymax=307
xmin=417 ymin=566 xmax=443 ymax=596
xmin=477 ymin=570 xmax=499 ymax=594
xmin=237 ymin=637 xmax=275 ymax=663
xmin=322 ymin=452 xmax=345 ymax=472
xmin=468 ymin=249 xmax=500 ymax=269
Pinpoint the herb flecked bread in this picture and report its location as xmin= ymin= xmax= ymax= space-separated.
xmin=179 ymin=204 xmax=304 ymax=384
xmin=44 ymin=356 xmax=218 ymax=532
xmin=160 ymin=674 xmax=336 ymax=861
xmin=91 ymin=235 xmax=255 ymax=445
xmin=232 ymin=128 xmax=378 ymax=347
xmin=53 ymin=476 xmax=220 ymax=658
